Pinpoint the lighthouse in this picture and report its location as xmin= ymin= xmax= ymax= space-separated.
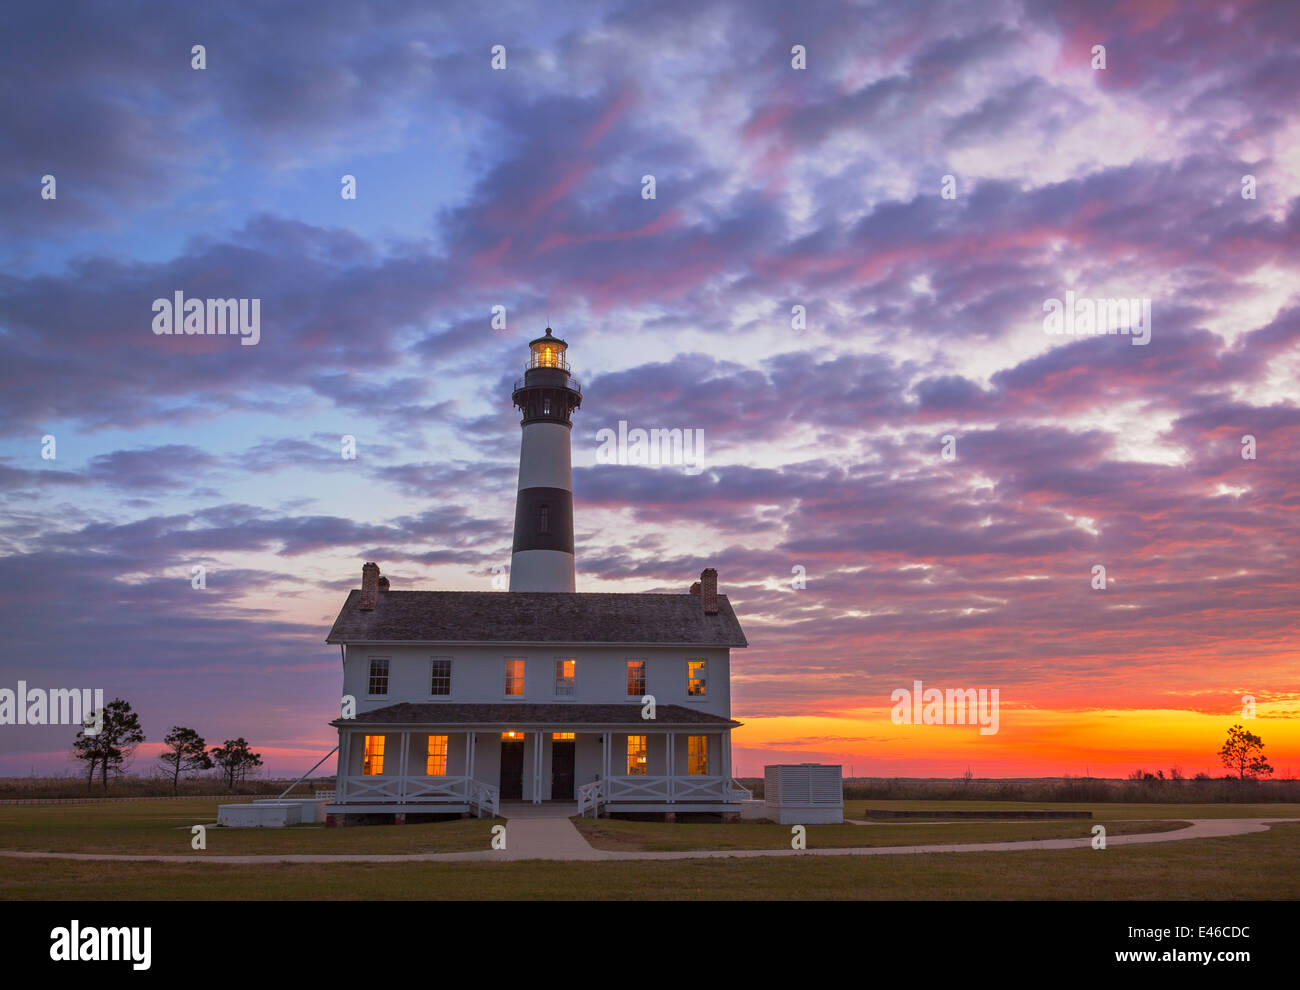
xmin=509 ymin=328 xmax=582 ymax=591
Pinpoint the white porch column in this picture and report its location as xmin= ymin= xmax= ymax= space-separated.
xmin=337 ymin=731 xmax=350 ymax=800
xmin=722 ymin=732 xmax=732 ymax=780
xmin=398 ymin=731 xmax=410 ymax=799
xmin=531 ymin=731 xmax=540 ymax=804
xmin=666 ymin=732 xmax=675 ymax=803
xmin=468 ymin=731 xmax=476 ymax=781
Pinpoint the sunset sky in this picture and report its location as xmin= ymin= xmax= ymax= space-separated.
xmin=1 ymin=0 xmax=1297 ymax=779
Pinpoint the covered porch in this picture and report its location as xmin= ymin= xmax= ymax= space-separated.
xmin=325 ymin=703 xmax=749 ymax=819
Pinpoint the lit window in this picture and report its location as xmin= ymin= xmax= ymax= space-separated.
xmin=555 ymin=658 xmax=575 ymax=697
xmin=426 ymin=735 xmax=448 ymax=776
xmin=687 ymin=660 xmax=707 ymax=697
xmin=505 ymin=659 xmax=525 ymax=696
xmin=553 ymin=732 xmax=575 ymax=740
xmin=538 ymin=505 xmax=550 ymax=534
xmin=626 ymin=660 xmax=646 ymax=697
xmin=430 ymin=658 xmax=452 ymax=696
xmin=688 ymin=735 xmax=708 ymax=775
xmin=627 ymin=735 xmax=647 ymax=775
xmin=362 ymin=735 xmax=385 ymax=776
xmin=543 ymin=398 xmax=552 ymax=415
xmin=501 ymin=731 xmax=523 ymax=740
xmin=368 ymin=657 xmax=389 ymax=695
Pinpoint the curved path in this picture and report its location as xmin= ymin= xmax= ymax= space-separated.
xmin=0 ymin=817 xmax=1294 ymax=864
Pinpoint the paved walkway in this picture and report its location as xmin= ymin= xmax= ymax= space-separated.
xmin=0 ymin=817 xmax=1293 ymax=865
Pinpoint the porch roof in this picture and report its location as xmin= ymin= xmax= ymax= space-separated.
xmin=331 ymin=702 xmax=740 ymax=729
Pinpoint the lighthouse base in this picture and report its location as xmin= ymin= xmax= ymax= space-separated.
xmin=509 ymin=549 xmax=576 ymax=592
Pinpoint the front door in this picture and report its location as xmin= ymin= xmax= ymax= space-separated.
xmin=500 ymin=740 xmax=524 ymax=800
xmin=551 ymin=740 xmax=575 ymax=799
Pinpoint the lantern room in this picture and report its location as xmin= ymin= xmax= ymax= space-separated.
xmin=528 ymin=327 xmax=568 ymax=370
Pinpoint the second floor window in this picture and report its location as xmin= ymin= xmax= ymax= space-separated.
xmin=368 ymin=657 xmax=389 ymax=696
xmin=627 ymin=735 xmax=647 ymax=775
xmin=687 ymin=660 xmax=707 ymax=697
xmin=554 ymin=658 xmax=575 ymax=697
xmin=426 ymin=735 xmax=448 ymax=776
xmin=430 ymin=658 xmax=452 ymax=696
xmin=362 ymin=735 xmax=385 ymax=775
xmin=626 ymin=660 xmax=646 ymax=697
xmin=505 ymin=658 xmax=525 ymax=696
xmin=538 ymin=505 xmax=550 ymax=534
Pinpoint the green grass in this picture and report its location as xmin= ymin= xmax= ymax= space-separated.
xmin=3 ymin=823 xmax=1297 ymax=900
xmin=0 ymin=799 xmax=498 ymax=854
xmin=842 ymin=799 xmax=1300 ymax=821
xmin=572 ymin=817 xmax=1187 ymax=851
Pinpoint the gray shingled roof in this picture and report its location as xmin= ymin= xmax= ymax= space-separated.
xmin=325 ymin=590 xmax=747 ymax=647
xmin=331 ymin=702 xmax=740 ymax=728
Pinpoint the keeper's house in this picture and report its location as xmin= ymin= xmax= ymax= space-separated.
xmin=323 ymin=328 xmax=750 ymax=822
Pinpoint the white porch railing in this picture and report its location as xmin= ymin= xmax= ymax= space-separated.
xmin=578 ymin=780 xmax=604 ymax=817
xmin=338 ymin=774 xmax=498 ymax=816
xmin=579 ymin=775 xmax=747 ymax=815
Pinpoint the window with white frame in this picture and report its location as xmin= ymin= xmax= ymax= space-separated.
xmin=367 ymin=657 xmax=389 ymax=696
xmin=627 ymin=735 xmax=647 ymax=775
xmin=687 ymin=659 xmax=707 ymax=697
xmin=363 ymin=735 xmax=385 ymax=775
xmin=626 ymin=660 xmax=646 ymax=697
xmin=688 ymin=735 xmax=708 ymax=775
xmin=430 ymin=657 xmax=452 ymax=696
xmin=504 ymin=658 xmax=525 ymax=696
xmin=426 ymin=735 xmax=448 ymax=776
xmin=554 ymin=658 xmax=575 ymax=697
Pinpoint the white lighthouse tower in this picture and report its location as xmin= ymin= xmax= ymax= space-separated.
xmin=509 ymin=328 xmax=582 ymax=592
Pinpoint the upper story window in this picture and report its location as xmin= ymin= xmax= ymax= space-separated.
xmin=430 ymin=658 xmax=452 ymax=696
xmin=543 ymin=398 xmax=552 ymax=415
xmin=627 ymin=735 xmax=647 ymax=775
xmin=363 ymin=735 xmax=385 ymax=775
xmin=504 ymin=658 xmax=526 ymax=696
xmin=688 ymin=735 xmax=708 ymax=775
xmin=367 ymin=657 xmax=390 ymax=696
xmin=687 ymin=660 xmax=707 ymax=697
xmin=626 ymin=660 xmax=646 ymax=697
xmin=554 ymin=658 xmax=576 ymax=697
xmin=426 ymin=735 xmax=448 ymax=776
xmin=538 ymin=505 xmax=550 ymax=534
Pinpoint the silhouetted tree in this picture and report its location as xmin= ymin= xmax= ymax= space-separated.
xmin=158 ymin=726 xmax=214 ymax=792
xmin=70 ymin=698 xmax=144 ymax=793
xmin=1219 ymin=725 xmax=1273 ymax=780
xmin=210 ymin=738 xmax=263 ymax=790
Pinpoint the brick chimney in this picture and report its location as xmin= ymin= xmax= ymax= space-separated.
xmin=700 ymin=567 xmax=718 ymax=614
xmin=689 ymin=581 xmax=701 ymax=596
xmin=377 ymin=576 xmax=390 ymax=592
xmin=359 ymin=562 xmax=380 ymax=611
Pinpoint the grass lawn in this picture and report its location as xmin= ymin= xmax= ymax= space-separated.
xmin=571 ymin=817 xmax=1186 ymax=851
xmin=0 ymin=799 xmax=498 ymax=855
xmin=842 ymin=799 xmax=1300 ymax=821
xmin=2 ymin=823 xmax=1296 ymax=899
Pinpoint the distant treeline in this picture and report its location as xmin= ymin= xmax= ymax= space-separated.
xmin=0 ymin=775 xmax=334 ymax=800
xmin=738 ymin=775 xmax=1300 ymax=804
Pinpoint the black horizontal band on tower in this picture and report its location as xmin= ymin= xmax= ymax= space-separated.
xmin=511 ymin=487 xmax=575 ymax=554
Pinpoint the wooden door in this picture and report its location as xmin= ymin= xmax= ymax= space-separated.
xmin=551 ymin=740 xmax=575 ymax=799
xmin=500 ymin=740 xmax=524 ymax=799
